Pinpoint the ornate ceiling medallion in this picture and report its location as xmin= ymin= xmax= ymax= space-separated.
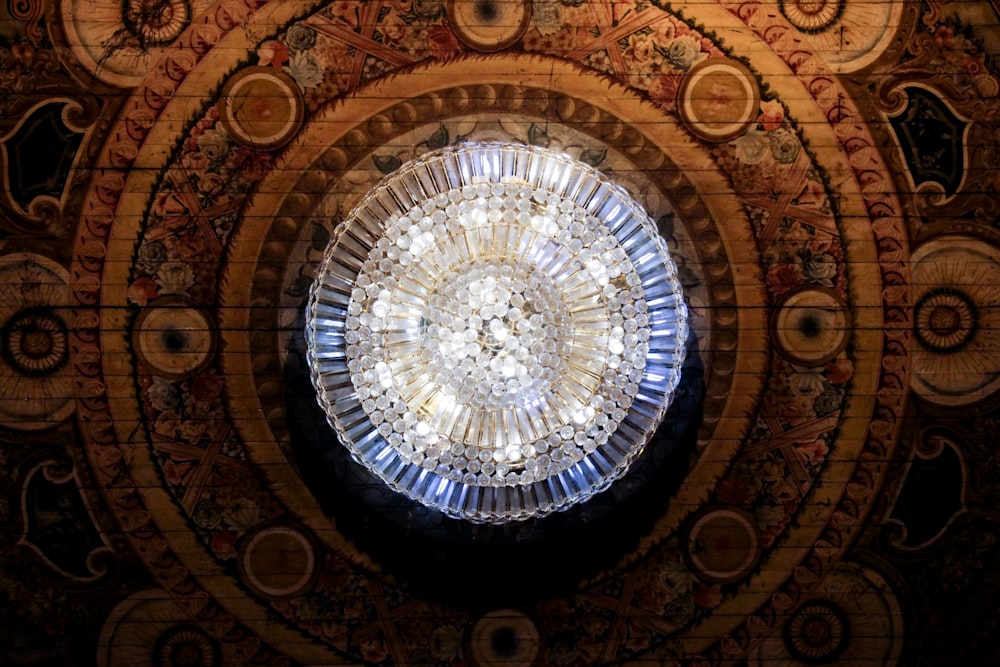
xmin=306 ymin=143 xmax=688 ymax=523
xmin=779 ymin=0 xmax=843 ymax=33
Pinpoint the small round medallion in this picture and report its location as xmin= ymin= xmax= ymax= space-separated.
xmin=220 ymin=67 xmax=306 ymax=150
xmin=467 ymin=609 xmax=541 ymax=667
xmin=678 ymin=59 xmax=761 ymax=143
xmin=447 ymin=0 xmax=531 ymax=52
xmin=237 ymin=522 xmax=318 ymax=600
xmin=133 ymin=299 xmax=216 ymax=379
xmin=772 ymin=287 xmax=850 ymax=366
xmin=684 ymin=506 xmax=762 ymax=584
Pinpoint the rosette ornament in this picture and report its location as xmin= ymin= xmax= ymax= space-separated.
xmin=306 ymin=143 xmax=688 ymax=523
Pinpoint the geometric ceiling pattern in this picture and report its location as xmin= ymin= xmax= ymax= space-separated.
xmin=1 ymin=0 xmax=999 ymax=665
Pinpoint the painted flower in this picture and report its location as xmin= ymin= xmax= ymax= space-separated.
xmin=147 ymin=377 xmax=182 ymax=412
xmin=767 ymin=263 xmax=804 ymax=293
xmin=223 ymin=497 xmax=261 ymax=531
xmin=238 ymin=151 xmax=274 ymax=182
xmin=660 ymin=557 xmax=697 ymax=594
xmin=161 ymin=456 xmax=195 ymax=486
xmin=650 ymin=18 xmax=677 ymax=47
xmin=663 ymin=595 xmax=696 ymax=625
xmin=427 ymin=24 xmax=461 ymax=59
xmin=196 ymin=128 xmax=230 ymax=163
xmin=210 ymin=529 xmax=237 ymax=558
xmin=190 ymin=371 xmax=224 ymax=402
xmin=360 ymin=637 xmax=388 ymax=663
xmin=430 ymin=624 xmax=461 ymax=660
xmin=285 ymin=23 xmax=317 ymax=51
xmin=634 ymin=572 xmax=671 ymax=611
xmin=933 ymin=24 xmax=956 ymax=48
xmin=692 ymin=583 xmax=722 ymax=609
xmin=623 ymin=33 xmax=655 ymax=63
xmin=813 ymin=387 xmax=842 ymax=416
xmin=192 ymin=499 xmax=222 ymax=529
xmin=769 ymin=128 xmax=800 ymax=164
xmin=734 ymin=129 xmax=769 ymax=164
xmin=329 ymin=0 xmax=362 ymax=27
xmin=533 ymin=1 xmax=564 ymax=36
xmin=380 ymin=18 xmax=406 ymax=45
xmin=409 ymin=0 xmax=445 ymax=20
xmin=648 ymin=71 xmax=683 ymax=110
xmin=11 ymin=41 xmax=34 ymax=64
xmin=156 ymin=412 xmax=210 ymax=443
xmin=755 ymin=502 xmax=785 ymax=529
xmin=715 ymin=475 xmax=754 ymax=505
xmin=135 ymin=240 xmax=167 ymax=275
xmin=181 ymin=150 xmax=210 ymax=171
xmin=797 ymin=438 xmax=830 ymax=462
xmin=197 ymin=172 xmax=226 ymax=197
xmin=256 ymin=40 xmax=289 ymax=68
xmin=546 ymin=631 xmax=580 ymax=665
xmin=825 ymin=357 xmax=854 ymax=384
xmin=284 ymin=52 xmax=325 ymax=89
xmin=152 ymin=191 xmax=188 ymax=218
xmin=790 ymin=370 xmax=825 ymax=398
xmin=974 ymin=73 xmax=1000 ymax=97
xmin=757 ymin=98 xmax=784 ymax=131
xmin=320 ymin=616 xmax=347 ymax=639
xmin=801 ymin=251 xmax=838 ymax=285
xmin=662 ymin=35 xmax=706 ymax=71
xmin=156 ymin=262 xmax=195 ymax=295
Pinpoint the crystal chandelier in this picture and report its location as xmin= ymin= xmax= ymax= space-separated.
xmin=306 ymin=143 xmax=688 ymax=523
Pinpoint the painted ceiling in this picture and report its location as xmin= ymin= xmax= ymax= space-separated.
xmin=1 ymin=0 xmax=1000 ymax=665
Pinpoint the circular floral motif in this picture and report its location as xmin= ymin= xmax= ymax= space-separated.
xmin=307 ymin=142 xmax=688 ymax=523
xmin=0 ymin=254 xmax=75 ymax=430
xmin=152 ymin=624 xmax=220 ymax=667
xmin=1 ymin=307 xmax=69 ymax=377
xmin=779 ymin=0 xmax=843 ymax=33
xmin=783 ymin=599 xmax=850 ymax=663
xmin=122 ymin=0 xmax=191 ymax=46
xmin=914 ymin=288 xmax=977 ymax=353
xmin=752 ymin=565 xmax=904 ymax=666
xmin=911 ymin=237 xmax=1000 ymax=405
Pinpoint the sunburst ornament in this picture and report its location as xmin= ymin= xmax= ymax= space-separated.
xmin=911 ymin=237 xmax=1000 ymax=406
xmin=306 ymin=143 xmax=688 ymax=523
xmin=779 ymin=0 xmax=843 ymax=33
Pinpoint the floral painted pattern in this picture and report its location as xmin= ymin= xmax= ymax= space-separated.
xmin=710 ymin=98 xmax=844 ymax=305
xmin=118 ymin=2 xmax=860 ymax=662
xmin=128 ymin=106 xmax=272 ymax=306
